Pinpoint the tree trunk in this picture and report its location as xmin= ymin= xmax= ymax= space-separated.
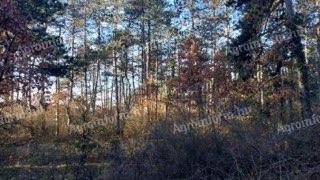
xmin=316 ymin=25 xmax=320 ymax=103
xmin=92 ymin=60 xmax=100 ymax=113
xmin=84 ymin=2 xmax=89 ymax=111
xmin=285 ymin=0 xmax=313 ymax=119
xmin=114 ymin=51 xmax=121 ymax=135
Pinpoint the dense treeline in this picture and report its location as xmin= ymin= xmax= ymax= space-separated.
xmin=1 ymin=0 xmax=320 ymax=179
